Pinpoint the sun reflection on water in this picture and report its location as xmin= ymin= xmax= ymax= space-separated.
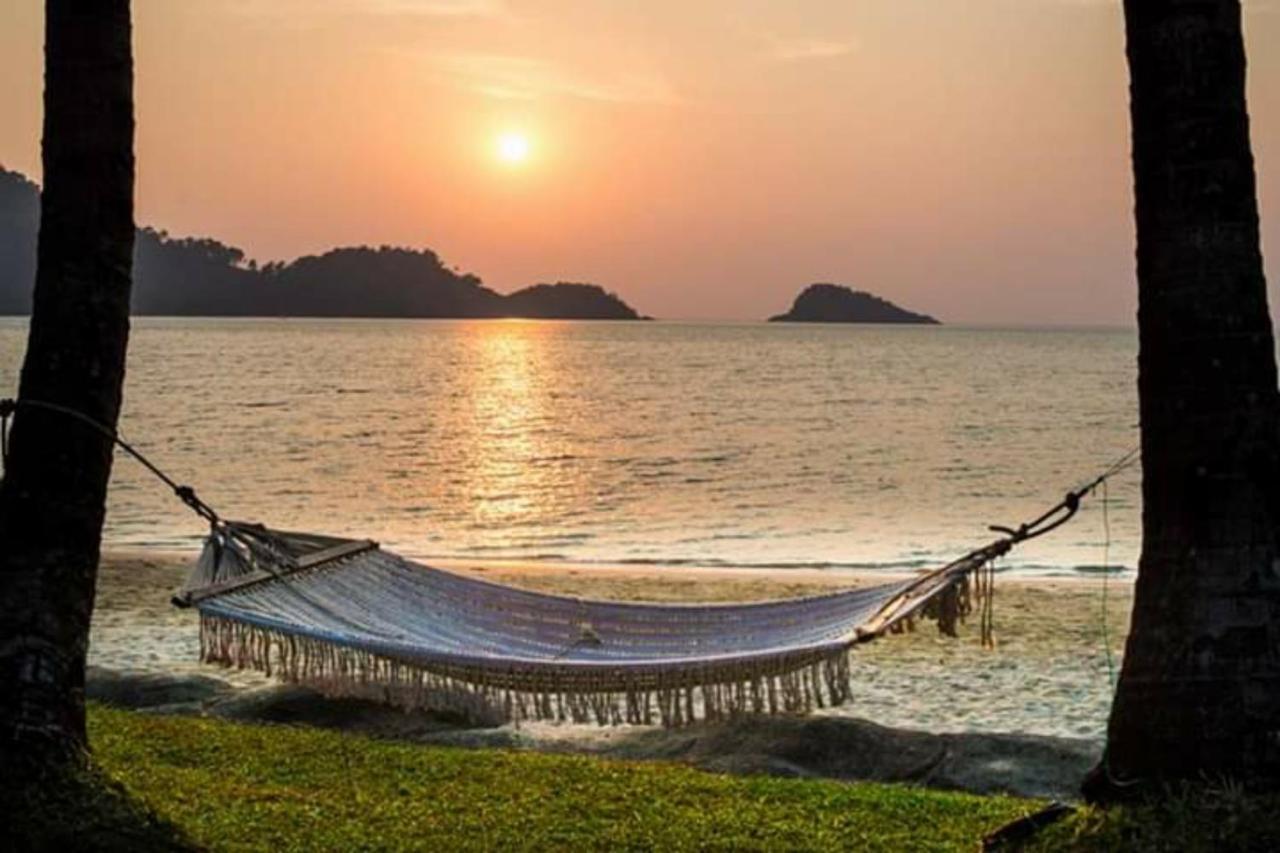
xmin=6 ymin=317 xmax=1144 ymax=573
xmin=460 ymin=322 xmax=571 ymax=531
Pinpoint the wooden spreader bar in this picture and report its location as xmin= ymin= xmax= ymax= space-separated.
xmin=173 ymin=538 xmax=379 ymax=608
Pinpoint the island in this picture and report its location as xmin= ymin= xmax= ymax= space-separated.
xmin=502 ymin=283 xmax=644 ymax=320
xmin=768 ymin=283 xmax=940 ymax=324
xmin=0 ymin=166 xmax=646 ymax=321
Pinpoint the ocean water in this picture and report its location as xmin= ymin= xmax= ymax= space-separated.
xmin=0 ymin=318 xmax=1141 ymax=576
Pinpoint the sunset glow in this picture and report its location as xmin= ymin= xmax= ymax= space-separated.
xmin=0 ymin=1 xmax=1276 ymax=323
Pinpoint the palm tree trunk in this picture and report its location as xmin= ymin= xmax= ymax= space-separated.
xmin=1087 ymin=0 xmax=1280 ymax=798
xmin=0 ymin=0 xmax=134 ymax=768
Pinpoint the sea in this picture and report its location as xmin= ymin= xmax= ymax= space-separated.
xmin=0 ymin=318 xmax=1141 ymax=577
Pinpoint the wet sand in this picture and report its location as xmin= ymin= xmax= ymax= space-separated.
xmin=91 ymin=549 xmax=1131 ymax=743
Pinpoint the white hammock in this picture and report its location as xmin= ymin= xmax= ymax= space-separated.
xmin=175 ymin=521 xmax=1010 ymax=727
xmin=1 ymin=396 xmax=1128 ymax=727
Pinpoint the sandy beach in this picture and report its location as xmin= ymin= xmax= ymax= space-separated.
xmin=91 ymin=549 xmax=1131 ymax=743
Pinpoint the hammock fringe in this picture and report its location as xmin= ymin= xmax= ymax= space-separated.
xmin=196 ymin=569 xmax=979 ymax=728
xmin=917 ymin=562 xmax=997 ymax=647
xmin=182 ymin=520 xmax=1013 ymax=729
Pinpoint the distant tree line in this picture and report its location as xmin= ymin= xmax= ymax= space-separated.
xmin=0 ymin=168 xmax=642 ymax=320
xmin=0 ymin=169 xmax=38 ymax=314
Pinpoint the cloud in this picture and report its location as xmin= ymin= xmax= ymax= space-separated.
xmin=434 ymin=53 xmax=676 ymax=103
xmin=768 ymin=38 xmax=856 ymax=62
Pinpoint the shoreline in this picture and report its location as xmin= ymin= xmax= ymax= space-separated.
xmin=100 ymin=545 xmax=1134 ymax=593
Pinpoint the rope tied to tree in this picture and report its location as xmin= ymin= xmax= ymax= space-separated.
xmin=0 ymin=396 xmax=221 ymax=526
xmin=955 ymin=445 xmax=1141 ymax=649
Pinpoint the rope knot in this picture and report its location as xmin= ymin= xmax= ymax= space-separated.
xmin=174 ymin=484 xmax=218 ymax=523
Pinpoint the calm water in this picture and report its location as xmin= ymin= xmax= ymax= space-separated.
xmin=0 ymin=318 xmax=1141 ymax=576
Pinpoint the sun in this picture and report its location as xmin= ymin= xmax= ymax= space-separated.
xmin=495 ymin=131 xmax=531 ymax=164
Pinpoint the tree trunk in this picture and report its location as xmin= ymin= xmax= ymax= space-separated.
xmin=1087 ymin=0 xmax=1280 ymax=798
xmin=0 ymin=0 xmax=134 ymax=768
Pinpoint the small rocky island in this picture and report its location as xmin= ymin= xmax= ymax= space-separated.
xmin=769 ymin=283 xmax=939 ymax=325
xmin=503 ymin=283 xmax=644 ymax=320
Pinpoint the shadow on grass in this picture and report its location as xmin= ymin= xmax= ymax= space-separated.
xmin=6 ymin=763 xmax=194 ymax=852
xmin=1020 ymin=783 xmax=1280 ymax=852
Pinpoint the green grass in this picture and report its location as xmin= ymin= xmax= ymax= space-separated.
xmin=21 ymin=706 xmax=1280 ymax=851
xmin=80 ymin=705 xmax=1034 ymax=851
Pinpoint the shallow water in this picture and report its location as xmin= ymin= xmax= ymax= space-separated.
xmin=0 ymin=318 xmax=1141 ymax=576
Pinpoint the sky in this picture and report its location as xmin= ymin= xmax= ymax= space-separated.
xmin=0 ymin=1 xmax=1278 ymax=324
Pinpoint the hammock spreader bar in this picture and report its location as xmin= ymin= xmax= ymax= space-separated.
xmin=172 ymin=481 xmax=1106 ymax=728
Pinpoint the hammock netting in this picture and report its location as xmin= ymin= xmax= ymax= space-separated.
xmin=178 ymin=522 xmax=999 ymax=727
xmin=0 ymin=394 xmax=1125 ymax=727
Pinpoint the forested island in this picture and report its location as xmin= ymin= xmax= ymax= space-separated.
xmin=769 ymin=283 xmax=939 ymax=324
xmin=0 ymin=167 xmax=642 ymax=320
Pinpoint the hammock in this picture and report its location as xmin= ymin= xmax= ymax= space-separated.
xmin=0 ymin=396 xmax=1134 ymax=727
xmin=171 ymin=502 xmax=1067 ymax=727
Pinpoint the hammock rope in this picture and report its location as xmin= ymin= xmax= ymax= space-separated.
xmin=0 ymin=396 xmax=221 ymax=524
xmin=165 ymin=469 xmax=1129 ymax=727
xmin=1 ymin=394 xmax=1139 ymax=727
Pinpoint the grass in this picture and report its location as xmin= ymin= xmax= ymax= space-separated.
xmin=18 ymin=705 xmax=1280 ymax=851
xmin=81 ymin=704 xmax=1034 ymax=851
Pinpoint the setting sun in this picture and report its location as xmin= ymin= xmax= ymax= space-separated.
xmin=496 ymin=132 xmax=531 ymax=164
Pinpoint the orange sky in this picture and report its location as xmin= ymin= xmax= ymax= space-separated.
xmin=1 ymin=1 xmax=1278 ymax=323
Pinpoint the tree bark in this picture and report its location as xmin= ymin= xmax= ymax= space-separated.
xmin=0 ymin=0 xmax=134 ymax=768
xmin=1087 ymin=0 xmax=1280 ymax=798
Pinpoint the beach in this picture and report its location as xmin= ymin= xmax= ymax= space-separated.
xmin=91 ymin=549 xmax=1131 ymax=744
